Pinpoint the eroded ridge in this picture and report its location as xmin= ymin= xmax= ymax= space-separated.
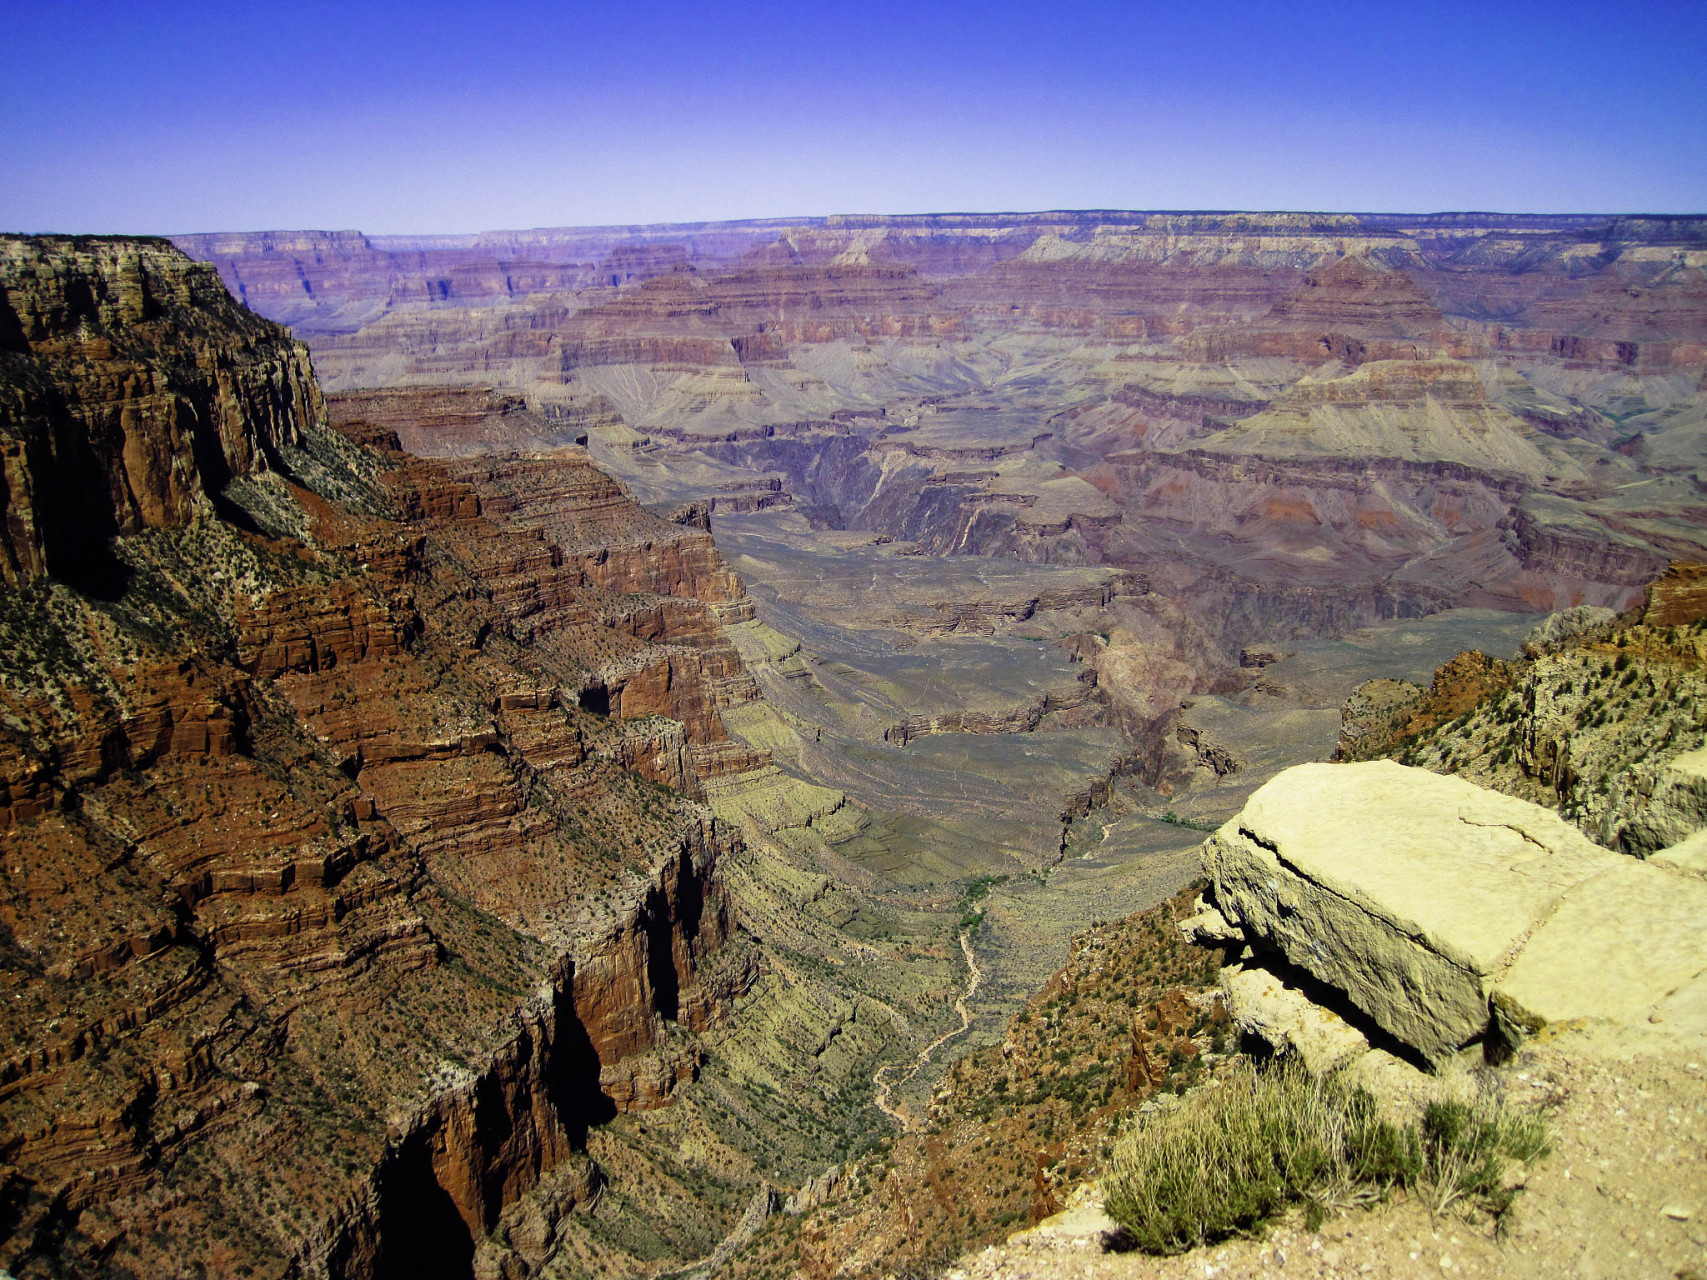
xmin=0 ymin=237 xmax=790 ymax=1279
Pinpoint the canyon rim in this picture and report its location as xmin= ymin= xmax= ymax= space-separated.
xmin=0 ymin=202 xmax=1704 ymax=1280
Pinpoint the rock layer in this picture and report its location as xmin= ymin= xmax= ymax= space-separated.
xmin=0 ymin=238 xmax=788 ymax=1280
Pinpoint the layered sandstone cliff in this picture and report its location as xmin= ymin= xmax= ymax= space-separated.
xmin=0 ymin=238 xmax=788 ymax=1280
xmin=0 ymin=235 xmax=321 ymax=588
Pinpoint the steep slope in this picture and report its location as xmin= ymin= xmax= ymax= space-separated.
xmin=724 ymin=886 xmax=1232 ymax=1280
xmin=0 ymin=237 xmax=953 ymax=1280
xmin=0 ymin=235 xmax=323 ymax=591
xmin=1337 ymin=563 xmax=1707 ymax=854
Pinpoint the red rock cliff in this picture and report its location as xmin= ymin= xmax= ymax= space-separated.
xmin=0 ymin=235 xmax=321 ymax=588
xmin=0 ymin=238 xmax=767 ymax=1280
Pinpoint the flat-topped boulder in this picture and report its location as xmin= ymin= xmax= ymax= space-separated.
xmin=1204 ymin=760 xmax=1707 ymax=1061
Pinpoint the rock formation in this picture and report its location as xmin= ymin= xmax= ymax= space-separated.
xmin=1198 ymin=761 xmax=1707 ymax=1065
xmin=1643 ymin=560 xmax=1707 ymax=627
xmin=0 ymin=234 xmax=321 ymax=589
xmin=1337 ymin=566 xmax=1707 ymax=853
xmin=13 ymin=211 xmax=1703 ymax=1279
xmin=0 ymin=236 xmax=878 ymax=1280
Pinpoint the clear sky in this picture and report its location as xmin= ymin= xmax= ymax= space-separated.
xmin=4 ymin=0 xmax=1704 ymax=234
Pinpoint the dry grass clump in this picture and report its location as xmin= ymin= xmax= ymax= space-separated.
xmin=1102 ymin=1059 xmax=1548 ymax=1254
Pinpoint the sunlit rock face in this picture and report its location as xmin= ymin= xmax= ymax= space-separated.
xmin=0 ymin=236 xmax=790 ymax=1280
xmin=176 ymin=211 xmax=1707 ymax=632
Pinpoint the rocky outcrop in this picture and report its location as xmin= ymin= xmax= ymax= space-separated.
xmin=1218 ymin=964 xmax=1373 ymax=1075
xmin=235 ymin=581 xmax=419 ymax=676
xmin=0 ymin=238 xmax=781 ymax=1280
xmin=1201 ymin=761 xmax=1707 ymax=1064
xmin=881 ymin=672 xmax=1100 ymax=745
xmin=329 ymin=385 xmax=591 ymax=457
xmin=1521 ymin=604 xmax=1618 ymax=654
xmin=1628 ymin=747 xmax=1707 ymax=857
xmin=1642 ymin=560 xmax=1707 ymax=627
xmin=0 ymin=235 xmax=320 ymax=587
xmin=1335 ymin=649 xmax=1515 ymax=762
xmin=1352 ymin=588 xmax=1707 ymax=855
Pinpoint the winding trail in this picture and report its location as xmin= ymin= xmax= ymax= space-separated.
xmin=653 ymin=918 xmax=989 ymax=1276
xmin=662 ymin=909 xmax=987 ymax=1275
xmin=873 ymin=917 xmax=985 ymax=1133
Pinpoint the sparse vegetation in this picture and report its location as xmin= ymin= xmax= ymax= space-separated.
xmin=1103 ymin=1058 xmax=1549 ymax=1255
xmin=957 ymin=873 xmax=1008 ymax=930
xmin=1159 ymin=810 xmax=1219 ymax=832
xmin=1344 ymin=617 xmax=1707 ymax=852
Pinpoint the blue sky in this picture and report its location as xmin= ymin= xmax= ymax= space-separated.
xmin=4 ymin=0 xmax=1704 ymax=233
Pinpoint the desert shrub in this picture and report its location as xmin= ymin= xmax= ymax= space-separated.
xmin=1415 ymin=1096 xmax=1548 ymax=1218
xmin=1102 ymin=1059 xmax=1547 ymax=1254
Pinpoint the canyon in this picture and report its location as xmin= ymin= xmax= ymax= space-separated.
xmin=173 ymin=209 xmax=1707 ymax=867
xmin=177 ymin=211 xmax=1707 ymax=623
xmin=1 ymin=206 xmax=1704 ymax=1279
xmin=0 ymin=236 xmax=962 ymax=1279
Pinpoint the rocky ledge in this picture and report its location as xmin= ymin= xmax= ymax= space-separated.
xmin=1190 ymin=761 xmax=1707 ymax=1070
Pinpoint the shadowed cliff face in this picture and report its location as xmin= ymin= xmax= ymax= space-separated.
xmin=0 ymin=235 xmax=323 ymax=594
xmin=0 ymin=238 xmax=837 ymax=1280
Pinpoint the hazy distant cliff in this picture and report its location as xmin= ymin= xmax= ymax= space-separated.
xmin=171 ymin=210 xmax=1707 ymax=712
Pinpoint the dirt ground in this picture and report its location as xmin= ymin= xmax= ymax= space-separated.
xmin=943 ymin=1035 xmax=1707 ymax=1280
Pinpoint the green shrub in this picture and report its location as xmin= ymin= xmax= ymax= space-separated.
xmin=1415 ymin=1097 xmax=1548 ymax=1218
xmin=1102 ymin=1059 xmax=1548 ymax=1254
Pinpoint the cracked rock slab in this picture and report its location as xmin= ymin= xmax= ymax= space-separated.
xmin=1204 ymin=761 xmax=1707 ymax=1061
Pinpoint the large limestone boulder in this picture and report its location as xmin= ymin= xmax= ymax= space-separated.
xmin=1204 ymin=761 xmax=1707 ymax=1062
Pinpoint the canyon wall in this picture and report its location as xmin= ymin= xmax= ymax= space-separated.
xmin=173 ymin=211 xmax=1707 ymax=649
xmin=0 ymin=238 xmax=798 ymax=1280
xmin=0 ymin=235 xmax=322 ymax=589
